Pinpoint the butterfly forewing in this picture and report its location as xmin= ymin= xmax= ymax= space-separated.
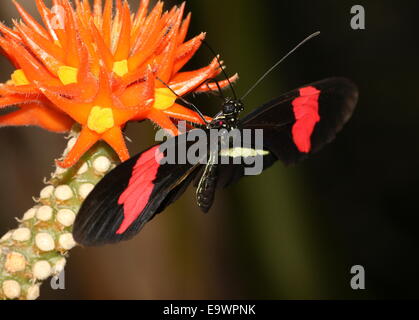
xmin=215 ymin=78 xmax=358 ymax=188
xmin=74 ymin=136 xmax=204 ymax=246
xmin=241 ymin=77 xmax=358 ymax=164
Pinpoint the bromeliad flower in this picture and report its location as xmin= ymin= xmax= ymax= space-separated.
xmin=0 ymin=0 xmax=237 ymax=168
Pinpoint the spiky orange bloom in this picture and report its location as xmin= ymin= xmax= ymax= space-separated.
xmin=0 ymin=0 xmax=237 ymax=168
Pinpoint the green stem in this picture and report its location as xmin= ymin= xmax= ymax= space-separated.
xmin=0 ymin=128 xmax=119 ymax=299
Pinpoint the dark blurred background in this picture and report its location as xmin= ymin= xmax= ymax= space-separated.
xmin=1 ymin=0 xmax=418 ymax=299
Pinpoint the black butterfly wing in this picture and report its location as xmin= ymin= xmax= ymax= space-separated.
xmin=73 ymin=136 xmax=203 ymax=246
xmin=216 ymin=77 xmax=358 ymax=188
xmin=243 ymin=77 xmax=358 ymax=164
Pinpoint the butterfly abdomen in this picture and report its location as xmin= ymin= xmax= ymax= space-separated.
xmin=196 ymin=154 xmax=218 ymax=213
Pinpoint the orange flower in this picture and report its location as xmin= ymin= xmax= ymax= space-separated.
xmin=0 ymin=0 xmax=237 ymax=168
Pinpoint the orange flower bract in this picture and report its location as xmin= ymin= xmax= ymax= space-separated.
xmin=0 ymin=0 xmax=237 ymax=168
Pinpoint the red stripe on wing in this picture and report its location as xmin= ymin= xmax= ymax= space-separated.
xmin=116 ymin=145 xmax=164 ymax=234
xmin=291 ymin=86 xmax=321 ymax=153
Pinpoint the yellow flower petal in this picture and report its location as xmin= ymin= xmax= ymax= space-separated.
xmin=58 ymin=66 xmax=78 ymax=85
xmin=113 ymin=60 xmax=129 ymax=77
xmin=153 ymin=88 xmax=177 ymax=110
xmin=11 ymin=69 xmax=30 ymax=86
xmin=87 ymin=106 xmax=115 ymax=134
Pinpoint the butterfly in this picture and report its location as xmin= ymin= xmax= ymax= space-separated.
xmin=73 ymin=76 xmax=358 ymax=246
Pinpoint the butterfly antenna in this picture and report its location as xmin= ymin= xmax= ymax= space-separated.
xmin=240 ymin=31 xmax=321 ymax=101
xmin=156 ymin=77 xmax=209 ymax=125
xmin=204 ymin=78 xmax=225 ymax=100
xmin=202 ymin=40 xmax=238 ymax=100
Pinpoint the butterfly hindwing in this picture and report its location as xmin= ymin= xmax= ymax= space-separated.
xmin=214 ymin=131 xmax=277 ymax=189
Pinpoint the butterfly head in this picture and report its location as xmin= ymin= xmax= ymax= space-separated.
xmin=215 ymin=98 xmax=243 ymax=129
xmin=222 ymin=98 xmax=244 ymax=115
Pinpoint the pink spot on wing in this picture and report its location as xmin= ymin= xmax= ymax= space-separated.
xmin=291 ymin=86 xmax=321 ymax=153
xmin=116 ymin=145 xmax=164 ymax=234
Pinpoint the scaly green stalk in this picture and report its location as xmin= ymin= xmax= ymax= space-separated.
xmin=0 ymin=127 xmax=119 ymax=299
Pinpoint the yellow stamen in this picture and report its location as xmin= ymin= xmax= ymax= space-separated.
xmin=87 ymin=106 xmax=115 ymax=134
xmin=58 ymin=66 xmax=78 ymax=85
xmin=11 ymin=69 xmax=30 ymax=86
xmin=153 ymin=88 xmax=177 ymax=110
xmin=113 ymin=60 xmax=129 ymax=77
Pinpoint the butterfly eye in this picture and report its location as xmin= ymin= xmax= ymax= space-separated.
xmin=223 ymin=103 xmax=236 ymax=114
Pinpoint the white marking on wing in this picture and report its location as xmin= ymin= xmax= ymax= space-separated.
xmin=219 ymin=148 xmax=269 ymax=158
